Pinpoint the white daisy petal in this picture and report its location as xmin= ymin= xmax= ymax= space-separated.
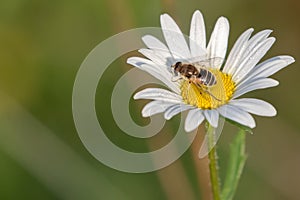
xmin=203 ymin=109 xmax=219 ymax=127
xmin=164 ymin=104 xmax=192 ymax=120
xmin=237 ymin=55 xmax=295 ymax=87
xmin=233 ymin=78 xmax=279 ymax=99
xmin=232 ymin=37 xmax=276 ymax=83
xmin=245 ymin=29 xmax=273 ymax=55
xmin=230 ymin=98 xmax=277 ymax=117
xmin=141 ymin=35 xmax=175 ymax=66
xmin=223 ymin=29 xmax=273 ymax=75
xmin=207 ymin=16 xmax=229 ymax=68
xmin=127 ymin=57 xmax=180 ymax=93
xmin=223 ymin=28 xmax=254 ymax=74
xmin=127 ymin=56 xmax=167 ymax=74
xmin=160 ymin=14 xmax=191 ymax=59
xmin=251 ymin=55 xmax=294 ymax=78
xmin=218 ymin=104 xmax=256 ymax=128
xmin=138 ymin=48 xmax=172 ymax=67
xmin=134 ymin=88 xmax=182 ymax=104
xmin=189 ymin=10 xmax=207 ymax=58
xmin=185 ymin=109 xmax=204 ymax=132
xmin=142 ymin=101 xmax=175 ymax=117
xmin=142 ymin=35 xmax=169 ymax=51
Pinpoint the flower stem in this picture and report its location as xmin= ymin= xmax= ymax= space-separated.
xmin=207 ymin=123 xmax=221 ymax=200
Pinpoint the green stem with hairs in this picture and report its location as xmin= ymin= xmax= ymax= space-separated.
xmin=207 ymin=123 xmax=221 ymax=200
xmin=206 ymin=121 xmax=248 ymax=200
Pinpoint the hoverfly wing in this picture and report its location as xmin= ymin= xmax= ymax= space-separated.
xmin=192 ymin=57 xmax=224 ymax=69
xmin=188 ymin=55 xmax=207 ymax=63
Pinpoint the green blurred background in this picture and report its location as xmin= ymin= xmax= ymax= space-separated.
xmin=0 ymin=0 xmax=299 ymax=199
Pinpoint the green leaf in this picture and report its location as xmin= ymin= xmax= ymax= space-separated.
xmin=221 ymin=129 xmax=247 ymax=200
xmin=225 ymin=118 xmax=253 ymax=134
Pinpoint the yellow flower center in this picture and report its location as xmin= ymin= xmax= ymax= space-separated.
xmin=180 ymin=69 xmax=235 ymax=109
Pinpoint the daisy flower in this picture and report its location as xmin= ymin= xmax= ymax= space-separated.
xmin=127 ymin=10 xmax=294 ymax=132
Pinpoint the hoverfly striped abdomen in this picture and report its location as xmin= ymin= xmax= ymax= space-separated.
xmin=198 ymin=68 xmax=217 ymax=86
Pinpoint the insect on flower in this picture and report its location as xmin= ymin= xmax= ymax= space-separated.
xmin=127 ymin=10 xmax=295 ymax=133
xmin=171 ymin=57 xmax=224 ymax=101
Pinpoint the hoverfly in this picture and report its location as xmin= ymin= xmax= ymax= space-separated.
xmin=171 ymin=57 xmax=223 ymax=101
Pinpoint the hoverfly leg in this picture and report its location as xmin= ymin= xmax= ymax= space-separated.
xmin=205 ymin=90 xmax=222 ymax=102
xmin=171 ymin=75 xmax=182 ymax=82
xmin=196 ymin=83 xmax=222 ymax=102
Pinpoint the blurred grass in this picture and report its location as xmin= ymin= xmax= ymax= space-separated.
xmin=0 ymin=0 xmax=299 ymax=199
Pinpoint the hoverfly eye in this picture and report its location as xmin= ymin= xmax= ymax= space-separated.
xmin=175 ymin=62 xmax=182 ymax=67
xmin=173 ymin=62 xmax=182 ymax=70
